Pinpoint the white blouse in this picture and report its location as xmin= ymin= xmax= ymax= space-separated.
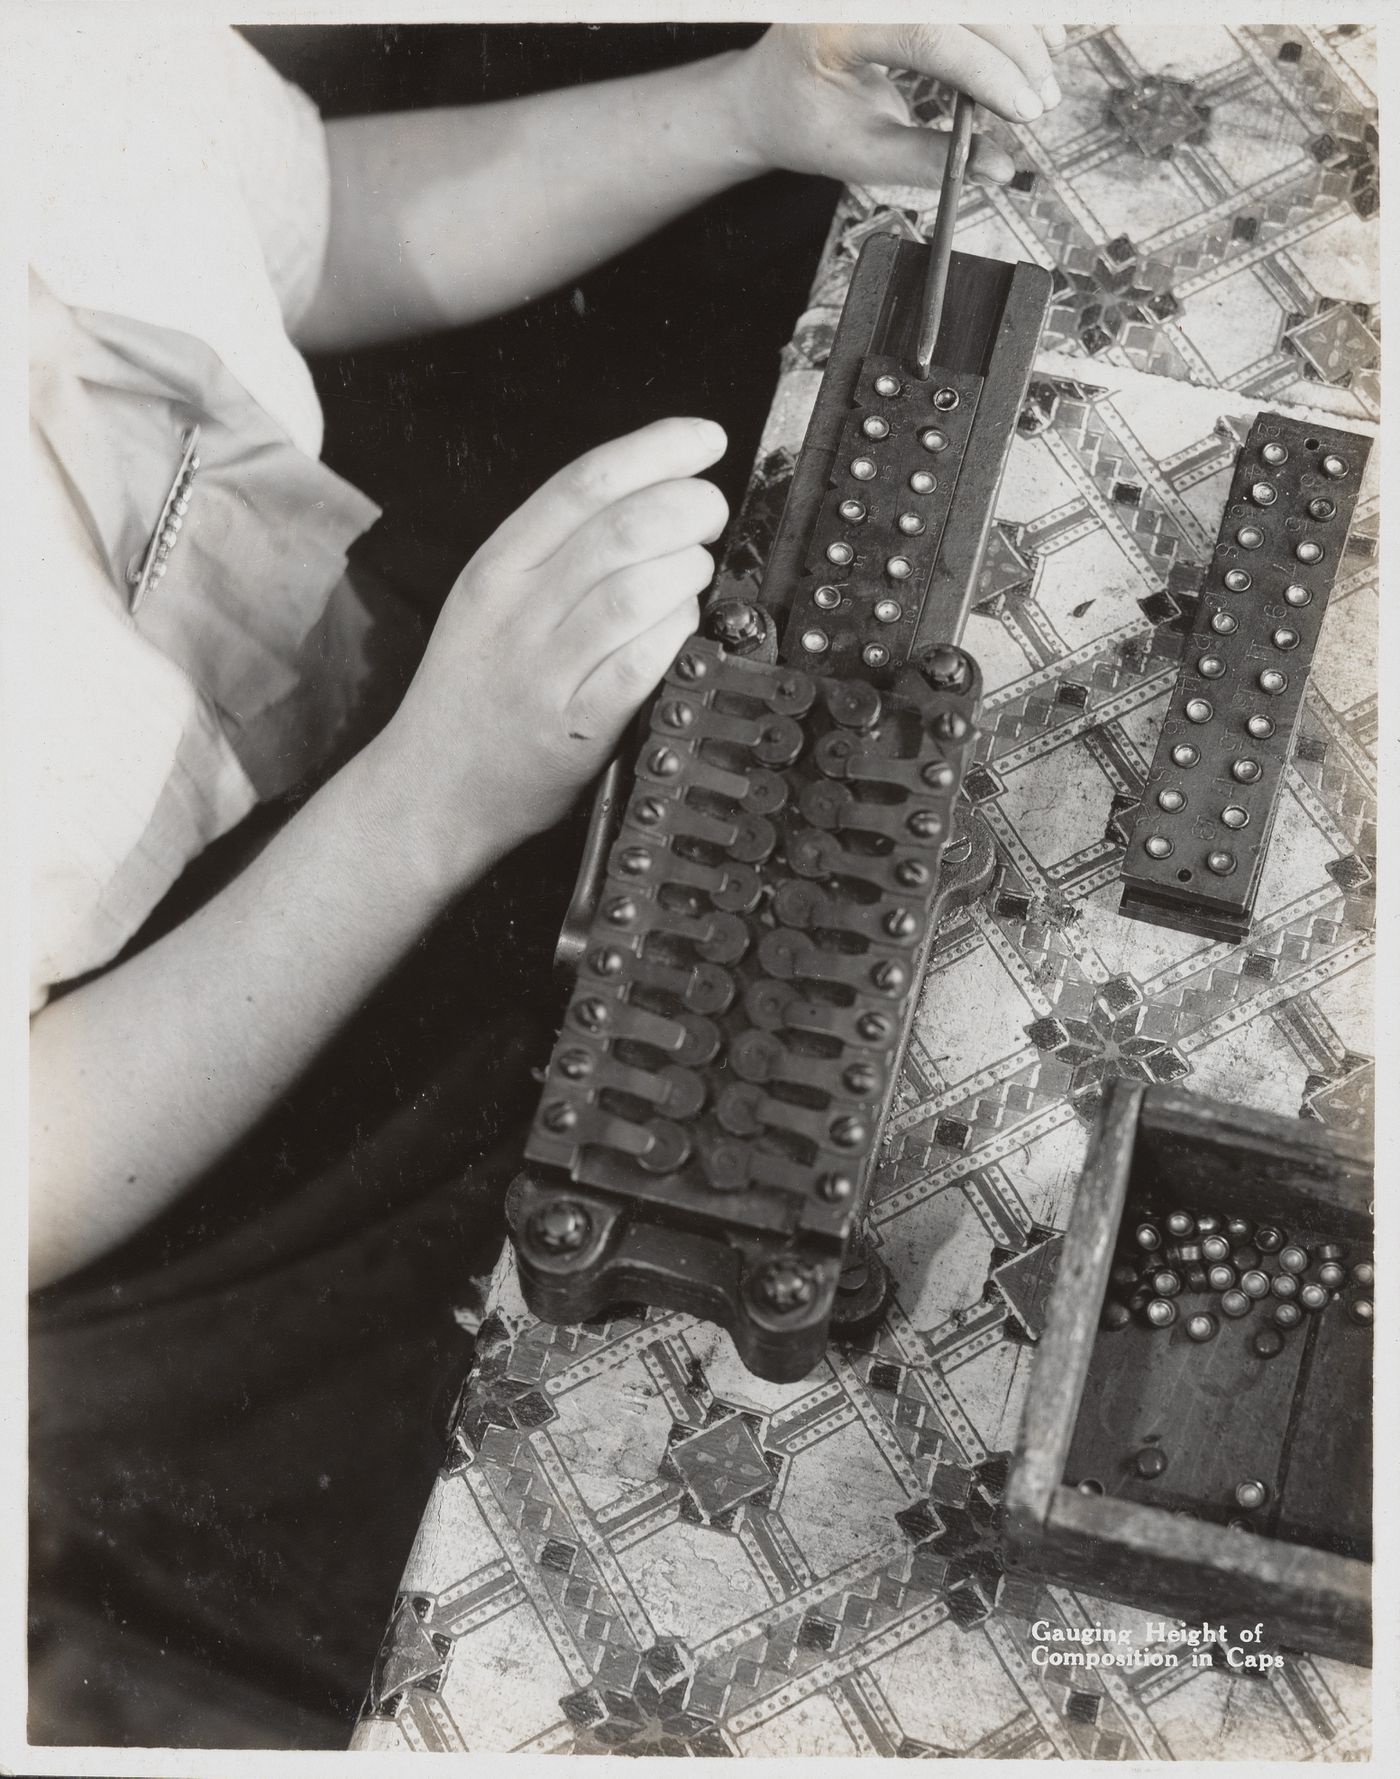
xmin=21 ymin=22 xmax=341 ymax=1010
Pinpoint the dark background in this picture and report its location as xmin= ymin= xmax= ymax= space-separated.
xmin=246 ymin=23 xmax=839 ymax=622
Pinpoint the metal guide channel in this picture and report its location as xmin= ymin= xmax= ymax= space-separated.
xmin=1120 ymin=412 xmax=1371 ymax=940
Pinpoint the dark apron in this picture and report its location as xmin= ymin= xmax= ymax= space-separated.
xmin=29 ymin=815 xmax=576 ymax=1748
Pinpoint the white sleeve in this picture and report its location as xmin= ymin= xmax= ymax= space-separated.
xmin=209 ymin=30 xmax=334 ymax=333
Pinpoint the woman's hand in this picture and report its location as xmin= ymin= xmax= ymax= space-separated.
xmin=374 ymin=416 xmax=728 ymax=889
xmin=728 ymin=23 xmax=1067 ymax=190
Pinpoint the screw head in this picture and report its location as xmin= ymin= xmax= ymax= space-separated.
xmin=1284 ymin=583 xmax=1312 ymax=606
xmin=619 ymin=847 xmax=653 ymax=875
xmin=907 ymin=809 xmax=943 ymax=839
xmin=1237 ymin=525 xmax=1264 ymax=549
xmin=634 ymin=796 xmax=666 ymax=824
xmin=874 ymin=373 xmax=901 ymax=397
xmin=873 ymin=598 xmax=902 ymax=624
xmin=909 ymin=470 xmax=936 ymax=494
xmin=814 ymin=584 xmax=841 ymax=610
xmin=857 ymin=1010 xmax=894 ymax=1040
xmin=1308 ymin=497 xmax=1337 ymax=521
xmin=1172 ymin=743 xmax=1200 ymax=768
xmin=827 ymin=540 xmax=855 ymax=566
xmin=1232 ymin=758 xmax=1261 ymax=783
xmin=1257 ymin=668 xmax=1287 ymax=694
xmin=1250 ymin=481 xmax=1277 ymax=506
xmin=708 ymin=601 xmax=763 ymax=647
xmin=1185 ymin=698 xmax=1214 ymax=724
xmin=1234 ymin=1479 xmax=1269 ymax=1511
xmin=830 ymin=1112 xmax=870 ymax=1148
xmin=674 ymin=652 xmax=707 ymax=682
xmin=1272 ymin=627 xmax=1300 ymax=651
xmin=870 ymin=959 xmax=907 ymax=993
xmin=894 ymin=859 xmax=930 ymax=888
xmin=1261 ymin=441 xmax=1288 ymax=465
xmin=1295 ymin=540 xmax=1323 ymax=565
xmin=528 ymin=1199 xmax=592 ymax=1254
xmin=605 ymin=897 xmax=638 ymax=925
xmin=897 ymin=512 xmax=925 ymax=536
xmin=1246 ymin=714 xmax=1276 ymax=739
xmin=648 ymin=747 xmax=682 ymax=777
xmin=541 ymin=1100 xmax=578 ymax=1134
xmin=1321 ymin=454 xmax=1348 ymax=478
xmin=1220 ymin=806 xmax=1249 ymax=830
xmin=886 ymin=555 xmax=913 ymax=580
xmin=1223 ymin=568 xmax=1252 ymax=592
xmin=839 ymin=498 xmax=867 ymax=523
xmin=1197 ymin=655 xmax=1226 ymax=679
xmin=1211 ymin=611 xmax=1238 ymax=635
xmin=919 ymin=427 xmax=950 ymax=452
xmin=851 ymin=456 xmax=877 ymax=481
xmin=843 ymin=1061 xmax=880 ymax=1094
xmin=590 ymin=946 xmax=626 ymax=976
xmin=863 ymin=643 xmax=891 ymax=668
xmin=1186 ymin=1313 xmax=1218 ymax=1343
xmin=574 ymin=997 xmax=610 ymax=1032
xmin=862 ymin=414 xmax=890 ymax=440
xmin=932 ymin=387 xmax=960 ymax=411
xmin=756 ymin=1259 xmax=817 ymax=1313
xmin=801 ymin=629 xmax=830 ymax=654
xmin=820 ymin=1172 xmax=855 ymax=1203
xmin=921 ymin=761 xmax=955 ymax=790
xmin=925 ymin=645 xmax=972 ymax=692
xmin=1207 ymin=849 xmax=1237 ymax=875
xmin=932 ymin=710 xmax=970 ymax=741
xmin=1145 ymin=835 xmax=1173 ymax=859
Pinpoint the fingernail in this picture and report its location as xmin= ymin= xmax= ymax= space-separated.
xmin=1041 ymin=75 xmax=1062 ymax=107
xmin=1015 ymin=87 xmax=1044 ymax=121
xmin=691 ymin=418 xmax=726 ymax=447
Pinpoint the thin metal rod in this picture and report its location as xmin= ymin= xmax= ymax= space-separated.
xmin=915 ymin=92 xmax=976 ymax=376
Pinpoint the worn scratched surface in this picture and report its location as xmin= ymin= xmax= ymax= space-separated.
xmin=353 ymin=24 xmax=1376 ymax=1758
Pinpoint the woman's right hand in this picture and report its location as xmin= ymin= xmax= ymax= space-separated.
xmin=368 ymin=416 xmax=729 ymax=892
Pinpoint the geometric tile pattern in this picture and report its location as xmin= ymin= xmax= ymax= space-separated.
xmin=353 ymin=22 xmax=1374 ymax=1759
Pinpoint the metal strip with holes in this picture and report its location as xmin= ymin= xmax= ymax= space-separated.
xmin=1120 ymin=413 xmax=1371 ymax=942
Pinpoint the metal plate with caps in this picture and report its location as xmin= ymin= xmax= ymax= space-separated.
xmin=781 ymin=355 xmax=983 ymax=678
xmin=1120 ymin=413 xmax=1372 ymax=941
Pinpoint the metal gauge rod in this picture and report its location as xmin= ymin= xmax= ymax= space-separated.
xmin=915 ymin=91 xmax=976 ymax=376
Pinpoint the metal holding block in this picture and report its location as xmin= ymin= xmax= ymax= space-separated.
xmin=507 ymin=231 xmax=1052 ymax=1380
xmin=510 ymin=638 xmax=982 ymax=1381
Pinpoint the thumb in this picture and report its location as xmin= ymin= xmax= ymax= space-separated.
xmin=844 ymin=117 xmax=1016 ymax=192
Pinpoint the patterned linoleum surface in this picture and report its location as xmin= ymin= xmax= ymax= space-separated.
xmin=354 ymin=23 xmax=1377 ymax=1759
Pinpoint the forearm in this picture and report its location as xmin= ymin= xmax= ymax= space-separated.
xmin=295 ymin=51 xmax=763 ymax=351
xmin=28 ymin=733 xmax=503 ymax=1289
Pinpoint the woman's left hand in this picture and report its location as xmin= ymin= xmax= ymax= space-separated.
xmin=727 ymin=23 xmax=1066 ymax=190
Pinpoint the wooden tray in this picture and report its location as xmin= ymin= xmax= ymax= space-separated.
xmin=1004 ymin=1080 xmax=1372 ymax=1666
